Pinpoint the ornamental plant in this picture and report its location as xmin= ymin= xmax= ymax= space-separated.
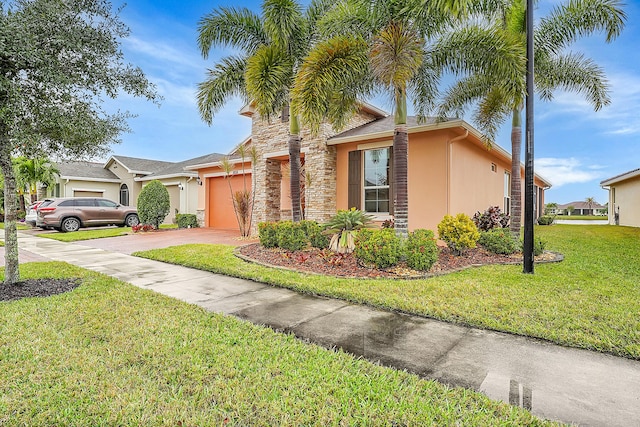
xmin=472 ymin=206 xmax=509 ymax=231
xmin=406 ymin=229 xmax=438 ymax=271
xmin=276 ymin=221 xmax=307 ymax=252
xmin=437 ymin=213 xmax=480 ymax=255
xmin=354 ymin=228 xmax=402 ymax=269
xmin=324 ymin=208 xmax=374 ymax=253
xmin=258 ymin=222 xmax=279 ymax=248
xmin=137 ymin=180 xmax=170 ymax=229
xmin=478 ymin=228 xmax=519 ymax=255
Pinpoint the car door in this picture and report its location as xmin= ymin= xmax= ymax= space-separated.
xmin=73 ymin=198 xmax=101 ymax=225
xmin=96 ymin=198 xmax=122 ymax=223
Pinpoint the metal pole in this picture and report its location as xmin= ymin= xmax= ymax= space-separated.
xmin=523 ymin=0 xmax=535 ymax=273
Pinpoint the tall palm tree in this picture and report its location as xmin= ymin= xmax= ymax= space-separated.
xmin=585 ymin=196 xmax=596 ymax=214
xmin=13 ymin=157 xmax=59 ymax=204
xmin=197 ymin=0 xmax=331 ymax=222
xmin=292 ymin=0 xmax=515 ymax=237
xmin=433 ymin=0 xmax=626 ymax=236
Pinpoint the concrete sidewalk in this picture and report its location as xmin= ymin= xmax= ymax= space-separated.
xmin=15 ymin=232 xmax=640 ymax=426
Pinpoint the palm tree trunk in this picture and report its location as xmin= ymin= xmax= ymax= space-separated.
xmin=393 ymin=88 xmax=409 ymax=239
xmin=0 ymin=134 xmax=20 ymax=285
xmin=289 ymin=113 xmax=302 ymax=222
xmin=510 ymin=107 xmax=523 ymax=237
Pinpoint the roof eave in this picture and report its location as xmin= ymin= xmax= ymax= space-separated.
xmin=600 ymin=169 xmax=640 ymax=186
xmin=136 ymin=172 xmax=198 ymax=182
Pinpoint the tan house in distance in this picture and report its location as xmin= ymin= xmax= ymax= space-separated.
xmin=601 ymin=168 xmax=640 ymax=227
xmin=188 ymin=104 xmax=551 ymax=232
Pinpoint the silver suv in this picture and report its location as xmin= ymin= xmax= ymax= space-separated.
xmin=36 ymin=197 xmax=139 ymax=232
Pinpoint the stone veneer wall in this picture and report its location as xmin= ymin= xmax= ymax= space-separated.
xmin=251 ymin=110 xmax=378 ymax=231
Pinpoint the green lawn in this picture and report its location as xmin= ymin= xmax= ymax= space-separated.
xmin=38 ymin=224 xmax=179 ymax=242
xmin=0 ymin=222 xmax=31 ymax=230
xmin=554 ymin=215 xmax=606 ymax=220
xmin=135 ymin=225 xmax=640 ymax=359
xmin=0 ymin=262 xmax=553 ymax=426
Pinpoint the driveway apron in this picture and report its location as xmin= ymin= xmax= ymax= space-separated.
xmin=14 ymin=231 xmax=640 ymax=427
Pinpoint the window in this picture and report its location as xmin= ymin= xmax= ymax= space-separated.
xmin=491 ymin=163 xmax=496 ymax=172
xmin=363 ymin=148 xmax=390 ymax=213
xmin=75 ymin=199 xmax=96 ymax=207
xmin=97 ymin=199 xmax=117 ymax=208
xmin=504 ymin=172 xmax=511 ymax=215
xmin=120 ymin=184 xmax=129 ymax=206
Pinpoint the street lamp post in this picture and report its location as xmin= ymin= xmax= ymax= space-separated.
xmin=523 ymin=0 xmax=535 ymax=273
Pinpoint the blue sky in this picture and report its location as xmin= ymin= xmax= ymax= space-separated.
xmin=107 ymin=0 xmax=639 ymax=206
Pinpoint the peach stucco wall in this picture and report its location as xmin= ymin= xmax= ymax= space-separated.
xmin=335 ymin=129 xmax=547 ymax=232
xmin=608 ymin=174 xmax=640 ymax=227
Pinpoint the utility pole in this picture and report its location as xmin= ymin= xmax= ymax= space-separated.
xmin=523 ymin=0 xmax=535 ymax=273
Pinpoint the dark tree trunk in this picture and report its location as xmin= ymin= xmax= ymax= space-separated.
xmin=0 ymin=134 xmax=20 ymax=284
xmin=289 ymin=133 xmax=302 ymax=222
xmin=510 ymin=108 xmax=523 ymax=237
xmin=393 ymin=125 xmax=409 ymax=238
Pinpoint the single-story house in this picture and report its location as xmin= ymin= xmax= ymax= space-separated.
xmin=47 ymin=154 xmax=225 ymax=224
xmin=601 ymin=168 xmax=640 ymax=227
xmin=555 ymin=201 xmax=605 ymax=216
xmin=188 ymin=103 xmax=552 ymax=232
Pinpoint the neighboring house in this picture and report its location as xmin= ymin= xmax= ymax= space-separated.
xmin=556 ymin=201 xmax=605 ymax=216
xmin=188 ymin=103 xmax=552 ymax=232
xmin=49 ymin=154 xmax=225 ymax=224
xmin=601 ymin=168 xmax=640 ymax=227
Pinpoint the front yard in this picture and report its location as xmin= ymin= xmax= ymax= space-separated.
xmin=135 ymin=225 xmax=640 ymax=359
xmin=0 ymin=263 xmax=552 ymax=426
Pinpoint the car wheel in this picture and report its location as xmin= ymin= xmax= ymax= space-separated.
xmin=125 ymin=214 xmax=139 ymax=227
xmin=61 ymin=217 xmax=81 ymax=232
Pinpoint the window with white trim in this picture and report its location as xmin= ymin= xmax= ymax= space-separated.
xmin=363 ymin=148 xmax=390 ymax=213
xmin=504 ymin=171 xmax=511 ymax=215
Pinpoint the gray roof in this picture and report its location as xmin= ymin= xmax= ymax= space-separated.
xmin=328 ymin=116 xmax=444 ymax=140
xmin=56 ymin=161 xmax=119 ymax=181
xmin=144 ymin=152 xmax=228 ymax=178
xmin=110 ymin=155 xmax=174 ymax=174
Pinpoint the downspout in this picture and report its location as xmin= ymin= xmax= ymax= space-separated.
xmin=446 ymin=130 xmax=469 ymax=214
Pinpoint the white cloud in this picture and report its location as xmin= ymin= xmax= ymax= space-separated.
xmin=536 ymin=157 xmax=605 ymax=187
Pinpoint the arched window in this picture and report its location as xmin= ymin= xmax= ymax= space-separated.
xmin=120 ymin=184 xmax=129 ymax=206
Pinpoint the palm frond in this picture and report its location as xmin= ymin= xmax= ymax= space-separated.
xmin=245 ymin=44 xmax=293 ymax=120
xmin=263 ymin=0 xmax=305 ymax=52
xmin=535 ymin=53 xmax=611 ymax=110
xmin=409 ymin=52 xmax=442 ymax=119
xmin=536 ymin=0 xmax=626 ymax=55
xmin=197 ymin=7 xmax=267 ymax=58
xmin=197 ymin=56 xmax=248 ymax=125
xmin=474 ymin=86 xmax=514 ymax=143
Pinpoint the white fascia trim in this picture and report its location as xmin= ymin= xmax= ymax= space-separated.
xmin=60 ymin=176 xmax=121 ymax=183
xmin=263 ymin=147 xmax=309 ymax=159
xmin=136 ymin=172 xmax=197 ymax=182
xmin=203 ymin=169 xmax=253 ymax=178
xmin=600 ymin=169 xmax=640 ymax=186
xmin=185 ymin=157 xmax=249 ymax=170
xmin=106 ymin=157 xmax=151 ymax=174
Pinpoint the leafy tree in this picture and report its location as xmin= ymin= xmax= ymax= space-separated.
xmin=545 ymin=202 xmax=558 ymax=215
xmin=566 ymin=205 xmax=575 ymax=216
xmin=0 ymin=0 xmax=158 ymax=284
xmin=197 ymin=0 xmax=331 ymax=222
xmin=137 ymin=180 xmax=170 ymax=229
xmin=13 ymin=157 xmax=59 ymax=203
xmin=434 ymin=0 xmax=625 ymax=236
xmin=585 ymin=196 xmax=596 ymax=214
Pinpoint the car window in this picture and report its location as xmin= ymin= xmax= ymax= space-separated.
xmin=59 ymin=200 xmax=75 ymax=207
xmin=75 ymin=199 xmax=96 ymax=207
xmin=38 ymin=200 xmax=54 ymax=209
xmin=96 ymin=199 xmax=117 ymax=208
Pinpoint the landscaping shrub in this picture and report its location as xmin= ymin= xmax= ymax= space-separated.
xmin=325 ymin=208 xmax=373 ymax=253
xmin=137 ymin=180 xmax=170 ymax=229
xmin=258 ymin=222 xmax=279 ymax=248
xmin=533 ymin=237 xmax=546 ymax=256
xmin=354 ymin=228 xmax=402 ymax=269
xmin=472 ymin=206 xmax=509 ymax=231
xmin=300 ymin=220 xmax=328 ymax=249
xmin=537 ymin=215 xmax=554 ymax=225
xmin=132 ymin=224 xmax=155 ymax=233
xmin=479 ymin=228 xmax=519 ymax=255
xmin=437 ymin=213 xmax=480 ymax=255
xmin=405 ymin=229 xmax=438 ymax=271
xmin=175 ymin=214 xmax=198 ymax=229
xmin=276 ymin=221 xmax=307 ymax=252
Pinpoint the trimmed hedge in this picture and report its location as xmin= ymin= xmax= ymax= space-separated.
xmin=479 ymin=228 xmax=519 ymax=255
xmin=176 ymin=214 xmax=198 ymax=229
xmin=437 ymin=213 xmax=480 ymax=255
xmin=406 ymin=229 xmax=438 ymax=271
xmin=354 ymin=228 xmax=402 ymax=269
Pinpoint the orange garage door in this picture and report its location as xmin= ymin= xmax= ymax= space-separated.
xmin=208 ymin=174 xmax=252 ymax=229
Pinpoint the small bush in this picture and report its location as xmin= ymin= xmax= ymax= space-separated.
xmin=258 ymin=222 xmax=279 ymax=248
xmin=354 ymin=228 xmax=402 ymax=269
xmin=175 ymin=214 xmax=198 ymax=229
xmin=537 ymin=215 xmax=554 ymax=225
xmin=300 ymin=220 xmax=329 ymax=249
xmin=132 ymin=224 xmax=155 ymax=233
xmin=405 ymin=229 xmax=438 ymax=271
xmin=137 ymin=180 xmax=170 ymax=228
xmin=276 ymin=221 xmax=308 ymax=252
xmin=520 ymin=237 xmax=547 ymax=256
xmin=472 ymin=206 xmax=509 ymax=231
xmin=381 ymin=218 xmax=395 ymax=229
xmin=437 ymin=213 xmax=480 ymax=255
xmin=325 ymin=208 xmax=373 ymax=253
xmin=479 ymin=228 xmax=519 ymax=255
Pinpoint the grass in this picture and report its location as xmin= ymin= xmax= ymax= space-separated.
xmin=38 ymin=223 xmax=179 ymax=242
xmin=0 ymin=222 xmax=31 ymax=230
xmin=135 ymin=225 xmax=640 ymax=360
xmin=554 ymin=215 xmax=606 ymax=220
xmin=0 ymin=262 xmax=554 ymax=426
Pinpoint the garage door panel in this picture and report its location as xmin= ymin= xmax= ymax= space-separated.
xmin=208 ymin=175 xmax=251 ymax=229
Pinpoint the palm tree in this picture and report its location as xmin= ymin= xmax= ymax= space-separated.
xmin=434 ymin=0 xmax=625 ymax=236
xmin=585 ymin=196 xmax=596 ymax=215
xmin=292 ymin=0 xmax=514 ymax=237
xmin=13 ymin=157 xmax=59 ymax=204
xmin=197 ymin=0 xmax=331 ymax=222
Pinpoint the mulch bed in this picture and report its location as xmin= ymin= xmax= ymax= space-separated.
xmin=237 ymin=243 xmax=560 ymax=279
xmin=0 ymin=279 xmax=81 ymax=301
